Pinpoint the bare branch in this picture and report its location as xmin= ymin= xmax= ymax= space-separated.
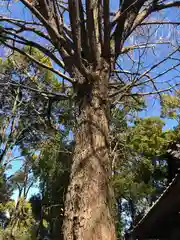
xmin=103 ymin=0 xmax=110 ymax=60
xmin=121 ymin=41 xmax=171 ymax=54
xmin=0 ymin=17 xmax=51 ymax=41
xmin=131 ymin=83 xmax=180 ymax=96
xmin=140 ymin=21 xmax=180 ymax=26
xmin=155 ymin=1 xmax=180 ymax=11
xmin=139 ymin=47 xmax=180 ymax=81
xmin=1 ymin=28 xmax=65 ymax=69
xmin=68 ymin=0 xmax=81 ymax=61
xmin=0 ymin=40 xmax=74 ymax=83
xmin=86 ymin=0 xmax=100 ymax=64
xmin=0 ymin=82 xmax=70 ymax=101
xmin=132 ymin=1 xmax=180 ymax=31
xmin=0 ymin=16 xmax=43 ymax=26
xmin=113 ymin=0 xmax=146 ymax=60
xmin=111 ymin=83 xmax=180 ymax=106
xmin=20 ymin=0 xmax=72 ymax=57
xmin=79 ymin=0 xmax=89 ymax=59
xmin=111 ymin=0 xmax=141 ymax=28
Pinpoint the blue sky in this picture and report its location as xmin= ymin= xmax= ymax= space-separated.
xmin=0 ymin=1 xmax=180 ymax=199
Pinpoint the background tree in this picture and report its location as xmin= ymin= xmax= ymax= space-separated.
xmin=0 ymin=50 xmax=75 ymax=239
xmin=0 ymin=49 xmax=72 ymax=238
xmin=30 ymin=132 xmax=72 ymax=239
xmin=0 ymin=199 xmax=34 ymax=240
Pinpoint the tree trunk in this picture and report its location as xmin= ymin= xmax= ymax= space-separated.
xmin=63 ymin=68 xmax=116 ymax=240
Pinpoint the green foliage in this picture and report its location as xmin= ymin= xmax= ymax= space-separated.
xmin=111 ymin=115 xmax=178 ymax=226
xmin=11 ymin=46 xmax=66 ymax=92
xmin=1 ymin=45 xmax=180 ymax=238
xmin=0 ymin=199 xmax=35 ymax=240
xmin=30 ymin=132 xmax=72 ymax=239
xmin=128 ymin=117 xmax=167 ymax=157
xmin=161 ymin=93 xmax=180 ymax=119
xmin=113 ymin=157 xmax=154 ymax=200
xmin=116 ymin=219 xmax=124 ymax=240
xmin=0 ymin=26 xmax=6 ymax=42
xmin=0 ymin=227 xmax=32 ymax=240
xmin=0 ymin=173 xmax=12 ymax=203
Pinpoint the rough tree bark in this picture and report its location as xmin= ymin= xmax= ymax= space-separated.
xmin=63 ymin=63 xmax=116 ymax=240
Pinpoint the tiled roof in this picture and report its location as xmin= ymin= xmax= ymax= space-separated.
xmin=131 ymin=173 xmax=180 ymax=238
xmin=167 ymin=142 xmax=180 ymax=159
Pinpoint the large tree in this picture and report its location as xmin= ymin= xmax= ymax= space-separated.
xmin=0 ymin=1 xmax=180 ymax=239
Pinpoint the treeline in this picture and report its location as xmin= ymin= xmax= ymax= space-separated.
xmin=0 ymin=51 xmax=180 ymax=239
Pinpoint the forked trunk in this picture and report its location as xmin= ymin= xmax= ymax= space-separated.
xmin=63 ymin=69 xmax=116 ymax=240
